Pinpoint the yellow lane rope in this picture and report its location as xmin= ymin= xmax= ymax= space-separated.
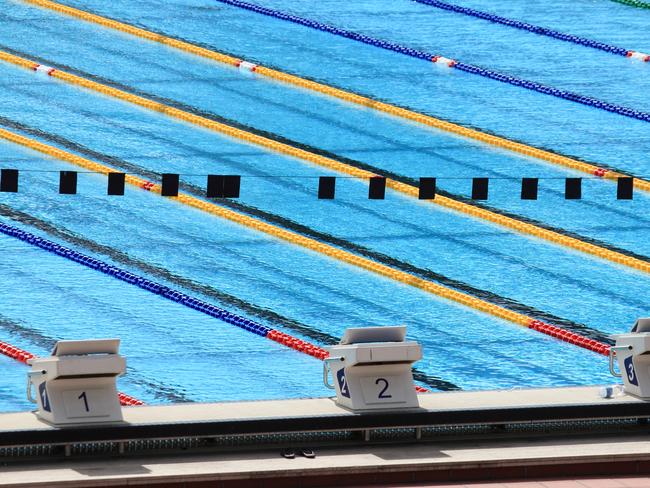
xmin=1 ymin=49 xmax=649 ymax=275
xmin=0 ymin=125 xmax=536 ymax=329
xmin=21 ymin=0 xmax=650 ymax=194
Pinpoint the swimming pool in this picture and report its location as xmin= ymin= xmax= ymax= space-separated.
xmin=0 ymin=0 xmax=648 ymax=411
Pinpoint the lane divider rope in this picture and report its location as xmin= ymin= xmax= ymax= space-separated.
xmin=0 ymin=223 xmax=431 ymax=391
xmin=0 ymin=340 xmax=144 ymax=406
xmin=19 ymin=0 xmax=650 ymax=194
xmin=0 ymin=127 xmax=611 ymax=356
xmin=412 ymin=0 xmax=649 ymax=61
xmin=0 ymin=223 xmax=332 ymax=364
xmin=0 ymin=222 xmax=328 ymax=355
xmin=211 ymin=0 xmax=650 ymax=123
xmin=1 ymin=50 xmax=649 ymax=277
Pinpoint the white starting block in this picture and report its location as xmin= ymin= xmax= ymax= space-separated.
xmin=26 ymin=339 xmax=126 ymax=425
xmin=610 ymin=318 xmax=650 ymax=399
xmin=323 ymin=326 xmax=422 ymax=412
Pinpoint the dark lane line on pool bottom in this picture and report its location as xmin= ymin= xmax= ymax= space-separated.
xmin=0 ymin=118 xmax=614 ymax=346
xmin=0 ymin=313 xmax=190 ymax=403
xmin=0 ymin=205 xmax=460 ymax=392
xmin=2 ymin=45 xmax=648 ymax=278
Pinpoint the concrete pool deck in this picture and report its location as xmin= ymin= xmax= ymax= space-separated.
xmin=1 ymin=386 xmax=646 ymax=440
xmin=1 ymin=386 xmax=650 ymax=487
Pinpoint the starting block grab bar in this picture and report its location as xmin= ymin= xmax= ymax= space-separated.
xmin=323 ymin=357 xmax=343 ymax=390
xmin=609 ymin=346 xmax=632 ymax=378
xmin=26 ymin=370 xmax=47 ymax=404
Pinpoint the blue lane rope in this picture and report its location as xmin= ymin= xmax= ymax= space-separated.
xmin=0 ymin=221 xmax=272 ymax=337
xmin=451 ymin=61 xmax=649 ymax=122
xmin=213 ymin=0 xmax=650 ymax=123
xmin=217 ymin=0 xmax=433 ymax=60
xmin=411 ymin=0 xmax=630 ymax=57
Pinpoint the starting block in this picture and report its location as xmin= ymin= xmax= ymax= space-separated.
xmin=27 ymin=339 xmax=126 ymax=425
xmin=610 ymin=318 xmax=650 ymax=399
xmin=323 ymin=326 xmax=422 ymax=412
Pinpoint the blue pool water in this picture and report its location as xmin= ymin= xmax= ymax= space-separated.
xmin=0 ymin=0 xmax=648 ymax=411
xmin=39 ymin=0 xmax=650 ymax=169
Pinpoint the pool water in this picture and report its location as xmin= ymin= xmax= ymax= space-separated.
xmin=0 ymin=0 xmax=648 ymax=411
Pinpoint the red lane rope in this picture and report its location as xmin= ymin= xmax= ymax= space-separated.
xmin=266 ymin=329 xmax=329 ymax=360
xmin=0 ymin=340 xmax=35 ymax=364
xmin=528 ymin=321 xmax=610 ymax=356
xmin=117 ymin=392 xmax=145 ymax=406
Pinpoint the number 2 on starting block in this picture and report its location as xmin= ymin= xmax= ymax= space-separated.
xmin=360 ymin=376 xmax=406 ymax=405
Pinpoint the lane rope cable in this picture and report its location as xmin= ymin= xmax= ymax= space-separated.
xmin=609 ymin=0 xmax=650 ymax=9
xmin=411 ymin=0 xmax=649 ymax=61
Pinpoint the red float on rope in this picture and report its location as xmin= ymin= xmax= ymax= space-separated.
xmin=141 ymin=181 xmax=155 ymax=191
xmin=527 ymin=320 xmax=610 ymax=356
xmin=266 ymin=329 xmax=329 ymax=360
xmin=118 ymin=392 xmax=145 ymax=406
xmin=627 ymin=51 xmax=650 ymax=62
xmin=32 ymin=64 xmax=56 ymax=76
